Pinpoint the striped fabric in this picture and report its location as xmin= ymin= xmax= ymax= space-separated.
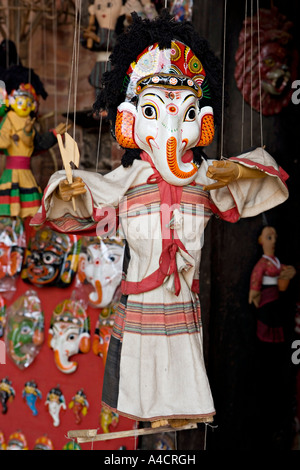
xmin=0 ymin=167 xmax=42 ymax=218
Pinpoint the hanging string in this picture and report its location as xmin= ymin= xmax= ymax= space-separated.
xmin=66 ymin=0 xmax=81 ymax=140
xmin=220 ymin=0 xmax=227 ymax=158
xmin=250 ymin=0 xmax=253 ymax=147
xmin=241 ymin=0 xmax=248 ymax=152
xmin=52 ymin=0 xmax=58 ymax=128
xmin=72 ymin=0 xmax=82 ymax=141
xmin=256 ymin=0 xmax=263 ymax=147
xmin=95 ymin=4 xmax=112 ymax=173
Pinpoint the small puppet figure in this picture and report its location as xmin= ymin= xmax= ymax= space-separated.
xmin=68 ymin=389 xmax=89 ymax=425
xmin=82 ymin=0 xmax=157 ymax=97
xmin=45 ymin=385 xmax=67 ymax=427
xmin=31 ymin=12 xmax=290 ymax=429
xmin=0 ymin=64 xmax=69 ymax=218
xmin=22 ymin=380 xmax=42 ymax=416
xmin=100 ymin=405 xmax=119 ymax=433
xmin=0 ymin=377 xmax=15 ymax=415
xmin=249 ymin=225 xmax=296 ymax=342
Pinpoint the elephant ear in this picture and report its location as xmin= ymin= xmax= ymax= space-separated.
xmin=8 ymin=249 xmax=23 ymax=276
xmin=115 ymin=102 xmax=139 ymax=149
xmin=77 ymin=253 xmax=87 ymax=283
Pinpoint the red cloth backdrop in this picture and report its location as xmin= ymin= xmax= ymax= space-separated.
xmin=0 ymin=225 xmax=137 ymax=451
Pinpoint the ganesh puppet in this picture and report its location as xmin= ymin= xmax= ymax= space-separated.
xmin=31 ymin=13 xmax=290 ymax=428
xmin=48 ymin=298 xmax=90 ymax=374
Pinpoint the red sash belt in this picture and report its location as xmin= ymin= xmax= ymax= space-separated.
xmin=121 ymin=152 xmax=197 ymax=297
xmin=5 ymin=156 xmax=31 ymax=170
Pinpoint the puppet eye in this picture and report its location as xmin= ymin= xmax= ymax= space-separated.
xmin=141 ymin=104 xmax=157 ymax=120
xmin=184 ymin=106 xmax=196 ymax=122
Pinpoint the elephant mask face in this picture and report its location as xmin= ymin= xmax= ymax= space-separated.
xmin=115 ymin=40 xmax=215 ymax=185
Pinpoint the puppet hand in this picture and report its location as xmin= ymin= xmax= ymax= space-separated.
xmin=83 ymin=28 xmax=100 ymax=43
xmin=279 ymin=265 xmax=296 ymax=280
xmin=54 ymin=122 xmax=71 ymax=135
xmin=248 ymin=289 xmax=261 ymax=308
xmin=203 ymin=160 xmax=239 ymax=190
xmin=24 ymin=117 xmax=36 ymax=134
xmin=57 ymin=177 xmax=86 ymax=202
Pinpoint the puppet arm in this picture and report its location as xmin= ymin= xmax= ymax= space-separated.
xmin=203 ymin=160 xmax=265 ymax=191
xmin=20 ymin=117 xmax=36 ymax=147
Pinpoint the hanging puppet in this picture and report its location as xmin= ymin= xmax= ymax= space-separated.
xmin=22 ymin=380 xmax=42 ymax=416
xmin=0 ymin=377 xmax=15 ymax=415
xmin=5 ymin=290 xmax=44 ymax=369
xmin=234 ymin=6 xmax=298 ymax=116
xmin=0 ymin=64 xmax=69 ymax=218
xmin=48 ymin=297 xmax=90 ymax=374
xmin=82 ymin=0 xmax=157 ymax=97
xmin=68 ymin=389 xmax=89 ymax=425
xmin=249 ymin=225 xmax=296 ymax=342
xmin=45 ymin=385 xmax=67 ymax=427
xmin=31 ymin=12 xmax=290 ymax=428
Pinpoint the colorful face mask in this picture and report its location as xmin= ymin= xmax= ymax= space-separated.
xmin=77 ymin=237 xmax=124 ymax=308
xmin=115 ymin=40 xmax=214 ymax=185
xmin=48 ymin=299 xmax=90 ymax=374
xmin=22 ymin=227 xmax=81 ymax=288
xmin=6 ymin=431 xmax=28 ymax=450
xmin=0 ymin=217 xmax=25 ymax=296
xmin=33 ymin=435 xmax=54 ymax=450
xmin=5 ymin=290 xmax=44 ymax=369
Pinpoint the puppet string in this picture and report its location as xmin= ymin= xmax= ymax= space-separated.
xmin=250 ymin=0 xmax=253 ymax=147
xmin=256 ymin=0 xmax=263 ymax=147
xmin=96 ymin=3 xmax=113 ymax=173
xmin=66 ymin=0 xmax=81 ymax=138
xmin=203 ymin=422 xmax=218 ymax=450
xmin=241 ymin=0 xmax=247 ymax=152
xmin=220 ymin=0 xmax=227 ymax=158
xmin=52 ymin=0 xmax=58 ymax=128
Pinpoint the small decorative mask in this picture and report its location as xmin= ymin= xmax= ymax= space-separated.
xmin=48 ymin=298 xmax=90 ymax=374
xmin=77 ymin=237 xmax=124 ymax=308
xmin=5 ymin=290 xmax=44 ymax=369
xmin=22 ymin=226 xmax=81 ymax=288
xmin=33 ymin=435 xmax=54 ymax=450
xmin=0 ymin=216 xmax=25 ymax=296
xmin=6 ymin=431 xmax=28 ymax=450
xmin=235 ymin=7 xmax=298 ymax=115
